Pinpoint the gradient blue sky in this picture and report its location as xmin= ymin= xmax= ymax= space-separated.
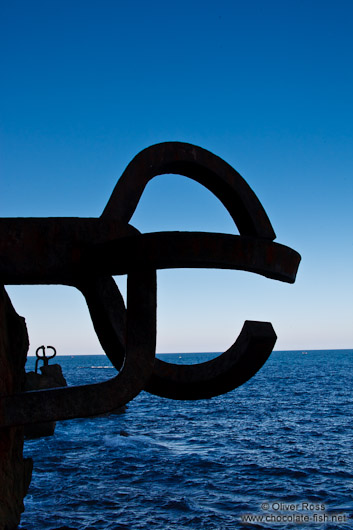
xmin=1 ymin=0 xmax=352 ymax=354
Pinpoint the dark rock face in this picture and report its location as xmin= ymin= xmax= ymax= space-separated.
xmin=26 ymin=364 xmax=68 ymax=391
xmin=24 ymin=364 xmax=68 ymax=439
xmin=0 ymin=286 xmax=33 ymax=530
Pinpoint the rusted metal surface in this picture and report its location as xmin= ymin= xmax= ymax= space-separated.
xmin=1 ymin=270 xmax=156 ymax=426
xmin=93 ymin=232 xmax=300 ymax=282
xmin=102 ymin=142 xmax=276 ymax=239
xmin=146 ymin=321 xmax=277 ymax=400
xmin=0 ymin=142 xmax=301 ymax=426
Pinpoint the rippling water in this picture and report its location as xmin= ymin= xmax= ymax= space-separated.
xmin=20 ymin=350 xmax=353 ymax=529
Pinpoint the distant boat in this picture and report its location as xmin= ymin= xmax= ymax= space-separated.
xmin=302 ymin=351 xmax=308 ymax=355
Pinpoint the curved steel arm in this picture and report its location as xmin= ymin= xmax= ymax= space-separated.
xmin=102 ymin=142 xmax=276 ymax=240
xmin=146 ymin=321 xmax=276 ymax=400
xmin=0 ymin=270 xmax=156 ymax=427
xmin=92 ymin=232 xmax=300 ymax=283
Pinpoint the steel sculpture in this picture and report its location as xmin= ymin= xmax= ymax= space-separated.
xmin=34 ymin=345 xmax=56 ymax=373
xmin=0 ymin=142 xmax=301 ymax=427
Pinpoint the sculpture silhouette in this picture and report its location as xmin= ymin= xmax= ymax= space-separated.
xmin=0 ymin=142 xmax=301 ymax=427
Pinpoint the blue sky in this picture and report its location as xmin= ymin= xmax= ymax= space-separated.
xmin=1 ymin=0 xmax=352 ymax=354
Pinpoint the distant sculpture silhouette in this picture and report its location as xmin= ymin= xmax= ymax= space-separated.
xmin=34 ymin=345 xmax=56 ymax=373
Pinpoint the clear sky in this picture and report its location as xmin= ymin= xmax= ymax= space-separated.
xmin=1 ymin=0 xmax=352 ymax=355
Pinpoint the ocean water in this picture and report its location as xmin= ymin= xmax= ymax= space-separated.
xmin=19 ymin=350 xmax=353 ymax=530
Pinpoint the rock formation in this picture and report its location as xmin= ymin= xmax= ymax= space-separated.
xmin=0 ymin=286 xmax=32 ymax=530
xmin=24 ymin=364 xmax=67 ymax=438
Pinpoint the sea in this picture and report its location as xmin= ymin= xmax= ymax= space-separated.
xmin=19 ymin=350 xmax=352 ymax=530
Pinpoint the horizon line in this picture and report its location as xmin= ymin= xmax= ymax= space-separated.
xmin=26 ymin=348 xmax=352 ymax=357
